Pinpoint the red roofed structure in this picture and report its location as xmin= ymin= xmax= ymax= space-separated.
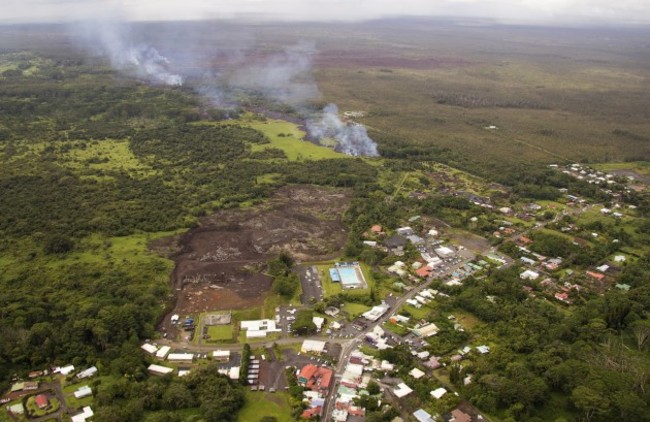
xmin=301 ymin=406 xmax=322 ymax=419
xmin=298 ymin=364 xmax=333 ymax=393
xmin=586 ymin=271 xmax=605 ymax=281
xmin=370 ymin=225 xmax=383 ymax=234
xmin=35 ymin=394 xmax=48 ymax=409
xmin=416 ymin=267 xmax=433 ymax=278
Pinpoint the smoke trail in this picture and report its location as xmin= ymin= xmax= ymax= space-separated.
xmin=78 ymin=20 xmax=183 ymax=86
xmin=306 ymin=104 xmax=379 ymax=157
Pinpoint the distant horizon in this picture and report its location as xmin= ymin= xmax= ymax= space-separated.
xmin=2 ymin=0 xmax=650 ymax=27
xmin=1 ymin=15 xmax=650 ymax=31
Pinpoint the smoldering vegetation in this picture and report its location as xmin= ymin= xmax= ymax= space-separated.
xmin=68 ymin=20 xmax=380 ymax=156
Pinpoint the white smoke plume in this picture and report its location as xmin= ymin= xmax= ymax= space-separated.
xmin=117 ymin=44 xmax=183 ymax=86
xmin=78 ymin=20 xmax=183 ymax=86
xmin=229 ymin=42 xmax=319 ymax=106
xmin=306 ymin=104 xmax=379 ymax=157
xmin=72 ymin=19 xmax=379 ymax=156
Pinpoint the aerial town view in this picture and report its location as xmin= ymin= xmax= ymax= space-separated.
xmin=0 ymin=1 xmax=649 ymax=422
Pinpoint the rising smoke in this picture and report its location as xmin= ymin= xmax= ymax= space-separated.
xmin=306 ymin=104 xmax=379 ymax=157
xmin=79 ymin=20 xmax=183 ymax=86
xmin=74 ymin=20 xmax=378 ymax=156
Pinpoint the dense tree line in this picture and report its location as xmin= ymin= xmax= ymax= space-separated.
xmin=446 ymin=263 xmax=650 ymax=421
xmin=93 ymin=363 xmax=244 ymax=422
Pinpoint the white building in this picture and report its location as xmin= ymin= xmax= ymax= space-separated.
xmin=71 ymin=406 xmax=94 ymax=422
xmin=240 ymin=319 xmax=281 ymax=338
xmin=148 ymin=364 xmax=173 ymax=375
xmin=156 ymin=346 xmax=171 ymax=359
xmin=393 ymin=382 xmax=413 ymax=398
xmin=59 ymin=365 xmax=75 ymax=376
xmin=77 ymin=366 xmax=97 ymax=379
xmin=74 ymin=386 xmax=92 ymax=399
xmin=312 ymin=316 xmax=325 ymax=331
xmin=212 ymin=350 xmax=230 ymax=362
xmin=167 ymin=353 xmax=194 ymax=362
xmin=362 ymin=305 xmax=390 ymax=322
xmin=409 ymin=368 xmax=425 ymax=379
xmin=301 ymin=340 xmax=327 ymax=354
xmin=520 ymin=270 xmax=540 ymax=280
xmin=430 ymin=387 xmax=447 ymax=399
xmin=141 ymin=343 xmax=158 ymax=355
xmin=435 ymin=246 xmax=455 ymax=258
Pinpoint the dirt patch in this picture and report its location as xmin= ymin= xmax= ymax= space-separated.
xmin=448 ymin=229 xmax=491 ymax=254
xmin=154 ymin=185 xmax=352 ymax=319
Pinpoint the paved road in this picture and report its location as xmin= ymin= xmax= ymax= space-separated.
xmin=321 ymin=252 xmax=482 ymax=421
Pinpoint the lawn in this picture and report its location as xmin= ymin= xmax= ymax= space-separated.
xmin=65 ymin=394 xmax=93 ymax=411
xmin=402 ymin=304 xmax=431 ymax=320
xmin=383 ymin=321 xmax=410 ymax=336
xmin=341 ymin=302 xmax=371 ymax=318
xmin=207 ymin=324 xmax=234 ymax=341
xmin=238 ymin=391 xmax=293 ymax=422
xmin=25 ymin=395 xmax=60 ymax=417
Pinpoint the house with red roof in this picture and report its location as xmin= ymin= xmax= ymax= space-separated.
xmin=301 ymin=406 xmax=322 ymax=419
xmin=297 ymin=364 xmax=333 ymax=393
xmin=370 ymin=224 xmax=383 ymax=234
xmin=415 ymin=266 xmax=433 ymax=278
xmin=35 ymin=394 xmax=49 ymax=409
xmin=586 ymin=271 xmax=605 ymax=281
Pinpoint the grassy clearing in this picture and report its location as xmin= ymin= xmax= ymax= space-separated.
xmin=65 ymin=394 xmax=93 ymax=411
xmin=60 ymin=139 xmax=155 ymax=176
xmin=341 ymin=302 xmax=371 ymax=318
xmin=207 ymin=325 xmax=234 ymax=341
xmin=244 ymin=119 xmax=345 ymax=161
xmin=238 ymin=391 xmax=293 ymax=422
xmin=402 ymin=304 xmax=431 ymax=320
xmin=383 ymin=321 xmax=410 ymax=336
xmin=592 ymin=161 xmax=650 ymax=176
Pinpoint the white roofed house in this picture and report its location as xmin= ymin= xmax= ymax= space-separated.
xmin=212 ymin=350 xmax=230 ymax=362
xmin=156 ymin=345 xmax=171 ymax=359
xmin=74 ymin=385 xmax=93 ymax=399
xmin=71 ymin=406 xmax=94 ymax=422
xmin=409 ymin=367 xmax=425 ymax=379
xmin=240 ymin=319 xmax=281 ymax=338
xmin=301 ymin=340 xmax=327 ymax=354
xmin=392 ymin=382 xmax=413 ymax=398
xmin=167 ymin=353 xmax=194 ymax=362
xmin=430 ymin=387 xmax=447 ymax=399
xmin=312 ymin=316 xmax=325 ymax=331
xmin=141 ymin=343 xmax=158 ymax=355
xmin=520 ymin=270 xmax=540 ymax=280
xmin=148 ymin=364 xmax=173 ymax=375
xmin=76 ymin=366 xmax=97 ymax=379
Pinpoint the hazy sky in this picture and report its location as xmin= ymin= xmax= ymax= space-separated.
xmin=1 ymin=0 xmax=649 ymax=25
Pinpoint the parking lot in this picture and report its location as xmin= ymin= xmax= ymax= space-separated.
xmin=296 ymin=265 xmax=324 ymax=304
xmin=276 ymin=305 xmax=299 ymax=334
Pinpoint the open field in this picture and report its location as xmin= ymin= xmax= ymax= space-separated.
xmin=245 ymin=119 xmax=345 ymax=161
xmin=207 ymin=324 xmax=234 ymax=341
xmin=237 ymin=391 xmax=293 ymax=422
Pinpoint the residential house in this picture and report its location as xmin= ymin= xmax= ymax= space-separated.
xmin=413 ymin=409 xmax=435 ymax=422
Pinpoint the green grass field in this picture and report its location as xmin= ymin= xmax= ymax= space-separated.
xmin=208 ymin=324 xmax=234 ymax=341
xmin=341 ymin=302 xmax=371 ymax=318
xmin=245 ymin=119 xmax=345 ymax=161
xmin=237 ymin=391 xmax=293 ymax=422
xmin=591 ymin=161 xmax=650 ymax=176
